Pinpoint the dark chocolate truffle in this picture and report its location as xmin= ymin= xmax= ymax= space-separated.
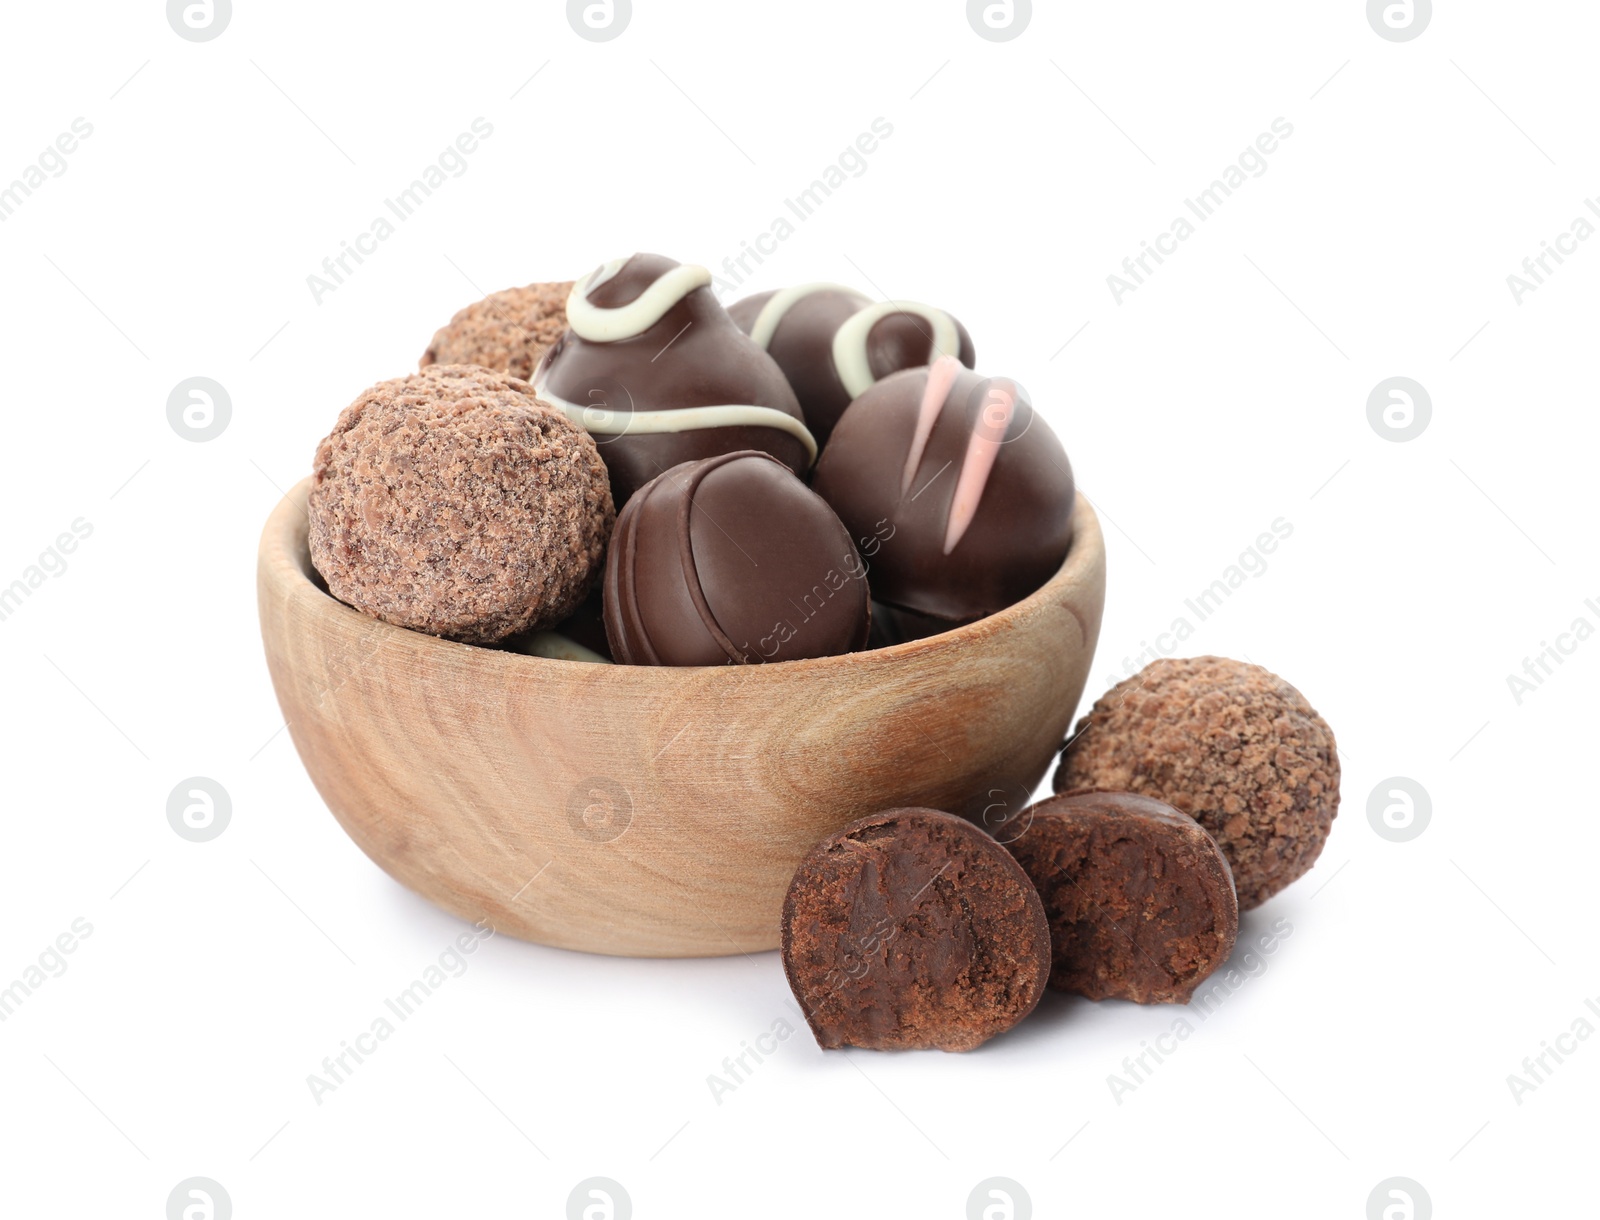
xmin=1007 ymin=791 xmax=1239 ymax=1004
xmin=781 ymin=808 xmax=1051 ymax=1052
xmin=533 ymin=254 xmax=815 ymax=507
xmin=729 ymin=284 xmax=975 ymax=446
xmin=420 ymin=281 xmax=573 ymax=380
xmin=1056 ymin=657 xmax=1340 ymax=910
xmin=309 ymin=365 xmax=614 ymax=644
xmin=603 ymin=450 xmax=870 ymax=666
xmin=811 ymin=357 xmax=1076 ymax=623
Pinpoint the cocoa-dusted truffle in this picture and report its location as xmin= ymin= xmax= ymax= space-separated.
xmin=309 ymin=365 xmax=614 ymax=644
xmin=419 ymin=281 xmax=573 ymax=380
xmin=781 ymin=808 xmax=1051 ymax=1052
xmin=1055 ymin=657 xmax=1340 ymax=909
xmin=728 ymin=284 xmax=976 ymax=446
xmin=1007 ymin=791 xmax=1238 ymax=1003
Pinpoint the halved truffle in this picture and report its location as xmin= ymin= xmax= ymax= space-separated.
xmin=781 ymin=808 xmax=1051 ymax=1051
xmin=1006 ymin=791 xmax=1238 ymax=1003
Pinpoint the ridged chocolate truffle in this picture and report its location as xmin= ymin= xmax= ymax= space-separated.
xmin=1007 ymin=791 xmax=1238 ymax=1003
xmin=811 ymin=357 xmax=1076 ymax=623
xmin=729 ymin=285 xmax=975 ymax=446
xmin=420 ymin=281 xmax=573 ymax=380
xmin=309 ymin=365 xmax=614 ymax=644
xmin=1055 ymin=657 xmax=1340 ymax=909
xmin=533 ymin=254 xmax=815 ymax=507
xmin=603 ymin=451 xmax=870 ymax=666
xmin=781 ymin=808 xmax=1051 ymax=1052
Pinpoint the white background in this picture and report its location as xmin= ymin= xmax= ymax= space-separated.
xmin=1 ymin=1 xmax=1594 ymax=1216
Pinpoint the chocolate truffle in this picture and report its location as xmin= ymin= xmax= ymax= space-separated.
xmin=781 ymin=808 xmax=1051 ymax=1052
xmin=603 ymin=451 xmax=870 ymax=666
xmin=1007 ymin=792 xmax=1239 ymax=1004
xmin=533 ymin=254 xmax=815 ymax=507
xmin=811 ymin=357 xmax=1076 ymax=623
xmin=420 ymin=281 xmax=573 ymax=380
xmin=729 ymin=284 xmax=975 ymax=446
xmin=309 ymin=365 xmax=614 ymax=644
xmin=1056 ymin=657 xmax=1340 ymax=909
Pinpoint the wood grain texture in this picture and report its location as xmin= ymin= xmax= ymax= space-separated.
xmin=257 ymin=479 xmax=1106 ymax=957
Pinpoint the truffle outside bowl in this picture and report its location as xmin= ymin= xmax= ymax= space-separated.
xmin=257 ymin=479 xmax=1106 ymax=957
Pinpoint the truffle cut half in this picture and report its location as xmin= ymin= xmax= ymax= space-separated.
xmin=781 ymin=808 xmax=1051 ymax=1052
xmin=1007 ymin=791 xmax=1239 ymax=1004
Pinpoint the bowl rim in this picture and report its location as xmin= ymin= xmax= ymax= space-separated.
xmin=259 ymin=478 xmax=1103 ymax=682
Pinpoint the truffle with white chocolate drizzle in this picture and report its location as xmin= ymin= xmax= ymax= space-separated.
xmin=728 ymin=283 xmax=976 ymax=447
xmin=533 ymin=254 xmax=816 ymax=507
xmin=811 ymin=356 xmax=1076 ymax=623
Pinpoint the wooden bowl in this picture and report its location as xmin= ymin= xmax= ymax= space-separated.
xmin=257 ymin=479 xmax=1106 ymax=957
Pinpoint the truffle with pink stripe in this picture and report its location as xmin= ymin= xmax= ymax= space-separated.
xmin=812 ymin=356 xmax=1076 ymax=625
